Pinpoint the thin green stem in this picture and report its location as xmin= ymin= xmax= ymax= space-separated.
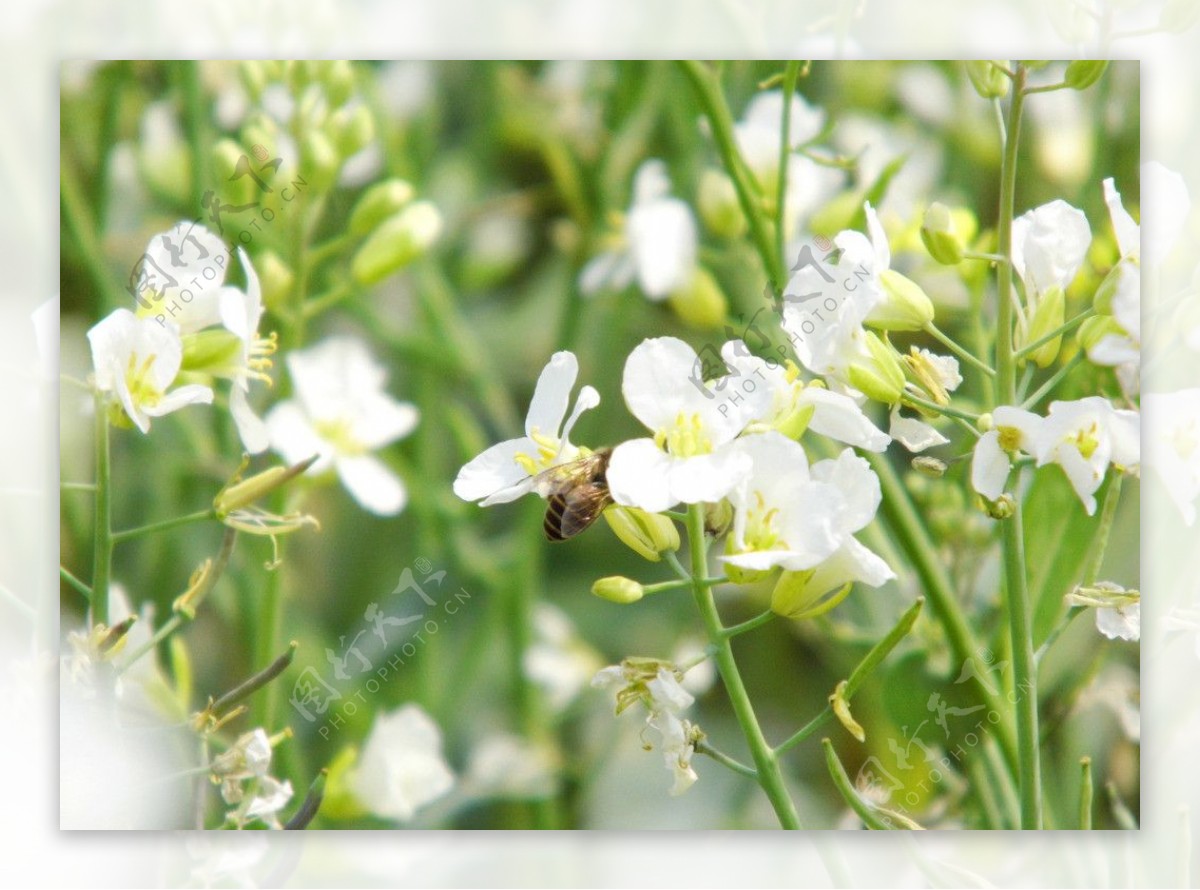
xmin=177 ymin=61 xmax=209 ymax=211
xmin=900 ymin=392 xmax=981 ymax=424
xmin=1014 ymin=308 xmax=1095 ymax=361
xmin=685 ymin=504 xmax=801 ymax=829
xmin=92 ymin=401 xmax=112 ymax=626
xmin=1021 ymin=352 xmax=1085 ymax=410
xmin=1079 ymin=756 xmax=1093 ymax=829
xmin=695 ymin=741 xmax=757 ymax=779
xmin=112 ymin=508 xmax=216 ymax=544
xmin=777 ymin=597 xmax=923 ymax=755
xmin=962 ymin=250 xmax=1007 ymax=264
xmin=924 ymin=322 xmax=997 ymax=378
xmin=60 ymin=566 xmax=93 ymax=603
xmin=993 ymin=66 xmax=1042 ymax=830
xmin=823 ymin=739 xmax=919 ymax=829
xmin=722 ymin=608 xmax=775 ymax=639
xmin=677 ymin=61 xmax=785 ymax=291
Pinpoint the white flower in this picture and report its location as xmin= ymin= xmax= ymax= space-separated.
xmin=719 ymin=433 xmax=883 ymax=574
xmin=579 ymin=159 xmax=698 ymax=300
xmin=1143 ymin=389 xmax=1200 ymax=526
xmin=131 ymin=221 xmax=230 ymax=332
xmin=605 ymin=337 xmax=771 ymax=513
xmin=242 ymin=776 xmax=294 ymax=829
xmin=1034 ymin=397 xmax=1139 ymax=515
xmin=888 ymin=407 xmax=949 ymax=453
xmin=453 ymin=351 xmax=599 ymax=505
xmin=522 ymin=603 xmax=603 ymax=713
xmin=88 ymin=308 xmax=214 ymax=433
xmin=1087 ymin=177 xmax=1141 ymax=383
xmin=719 ymin=345 xmax=890 ymax=452
xmin=266 ymin=336 xmax=418 ymax=516
xmin=348 ymin=704 xmax=455 ymax=822
xmin=1097 ymin=599 xmax=1140 ymax=642
xmin=971 ymin=405 xmax=1042 ymax=501
xmin=464 ymin=733 xmax=558 ymax=800
xmin=1010 ymin=200 xmax=1090 ymax=350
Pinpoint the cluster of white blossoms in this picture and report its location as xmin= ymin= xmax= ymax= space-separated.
xmin=211 ymin=729 xmax=294 ymax=829
xmin=86 ymin=222 xmax=418 ymax=516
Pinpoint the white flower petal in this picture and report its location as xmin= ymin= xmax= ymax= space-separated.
xmin=606 ymin=438 xmax=676 ymax=513
xmin=628 ymin=198 xmax=697 ymax=298
xmin=526 ymin=351 xmax=578 ymax=439
xmin=1011 ymin=200 xmax=1091 ymax=296
xmin=578 ymin=249 xmax=635 ymax=296
xmin=266 ymin=401 xmax=334 ymax=473
xmin=804 ymin=537 xmax=896 ymax=599
xmin=229 ymin=383 xmax=270 ymax=454
xmin=146 ymin=383 xmax=214 ymax=418
xmin=453 ymin=438 xmax=534 ymax=503
xmin=1141 ymin=161 xmax=1190 ymax=267
xmin=971 ymin=430 xmax=1011 ymax=501
xmin=667 ymin=448 xmax=750 ymax=506
xmin=801 ymin=387 xmax=891 ymax=452
xmin=337 ymin=454 xmax=408 ymax=515
xmin=1102 ymin=177 xmax=1139 ymax=259
xmin=1056 ymin=445 xmax=1102 ymax=515
xmin=622 ymin=337 xmax=722 ymax=433
xmin=810 ymin=449 xmax=882 ymax=533
xmin=889 ymin=407 xmax=949 ymax=452
xmin=1096 ymin=602 xmax=1140 ymax=641
xmin=349 ymin=704 xmax=455 ymax=822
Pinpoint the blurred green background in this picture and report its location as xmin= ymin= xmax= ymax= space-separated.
xmin=59 ymin=60 xmax=1139 ymax=829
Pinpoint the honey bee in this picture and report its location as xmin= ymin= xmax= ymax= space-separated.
xmin=532 ymin=447 xmax=614 ymax=542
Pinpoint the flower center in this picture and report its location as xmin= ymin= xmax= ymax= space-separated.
xmin=124 ymin=353 xmax=164 ymax=408
xmin=247 ymin=331 xmax=278 ymax=386
xmin=314 ymin=417 xmax=365 ymax=456
xmin=743 ymin=491 xmax=784 ymax=551
xmin=654 ymin=413 xmax=713 ymax=457
xmin=997 ymin=425 xmax=1024 ymax=453
xmin=1066 ymin=422 xmax=1100 ymax=460
xmin=513 ymin=428 xmax=562 ymax=476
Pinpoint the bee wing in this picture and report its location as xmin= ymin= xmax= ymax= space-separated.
xmin=530 ymin=454 xmax=599 ymax=498
xmin=557 ymin=485 xmax=611 ymax=538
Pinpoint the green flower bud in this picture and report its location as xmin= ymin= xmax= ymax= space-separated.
xmin=349 ymin=178 xmax=416 ymax=237
xmin=870 ymin=269 xmax=936 ymax=331
xmin=977 ymin=411 xmax=994 ymax=432
xmin=256 ymin=250 xmax=294 ymax=312
xmin=1078 ymin=314 xmax=1123 ymax=351
xmin=591 ymin=576 xmax=645 ymax=604
xmin=771 ymin=570 xmax=853 ymax=620
xmin=328 ymin=104 xmax=375 ymax=159
xmin=351 ymin=201 xmax=442 ymax=285
xmin=1064 ymin=60 xmax=1108 ymax=90
xmin=213 ymin=456 xmax=319 ymax=517
xmin=603 ymin=505 xmax=680 ymax=562
xmin=286 ymin=60 xmax=315 ymax=94
xmin=1021 ymin=286 xmax=1066 ymax=368
xmin=667 ymin=268 xmax=729 ymax=330
xmin=847 ymin=331 xmax=906 ymax=404
xmin=697 ymin=169 xmax=747 ymax=238
xmin=981 ymin=492 xmax=1015 ymax=520
xmin=211 ymin=138 xmax=258 ymax=208
xmin=704 ymin=499 xmax=734 ymax=538
xmin=180 ymin=329 xmax=243 ymax=376
xmin=323 ymin=60 xmax=357 ymax=107
xmin=301 ymin=129 xmax=339 ymax=192
xmin=920 ymin=202 xmax=965 ymax=265
xmin=965 ymin=61 xmax=1010 ymax=99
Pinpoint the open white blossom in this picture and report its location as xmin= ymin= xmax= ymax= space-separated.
xmin=454 ymin=351 xmax=599 ymax=506
xmin=131 ymin=221 xmax=230 ymax=332
xmin=1011 ymin=199 xmax=1091 ymax=302
xmin=605 ymin=337 xmax=770 ymax=513
xmin=266 ymin=336 xmax=418 ymax=516
xmin=579 ymin=159 xmax=697 ymax=300
xmin=88 ymin=308 xmax=213 ymax=433
xmin=347 ymin=704 xmax=455 ymax=822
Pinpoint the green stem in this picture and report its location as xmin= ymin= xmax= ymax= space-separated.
xmin=777 ymin=597 xmax=923 ymax=755
xmin=177 ymin=61 xmax=209 ymax=211
xmin=867 ymin=452 xmax=1018 ymax=772
xmin=92 ymin=401 xmax=112 ymax=626
xmin=900 ymin=392 xmax=981 ymax=424
xmin=676 ymin=61 xmax=785 ymax=291
xmin=695 ymin=741 xmax=757 ymax=779
xmin=722 ymin=608 xmax=775 ymax=639
xmin=1079 ymin=756 xmax=1093 ymax=829
xmin=924 ymin=322 xmax=997 ymax=378
xmin=822 ymin=739 xmax=916 ymax=830
xmin=685 ymin=504 xmax=801 ymax=829
xmin=1021 ymin=352 xmax=1085 ymax=410
xmin=60 ymin=566 xmax=93 ymax=603
xmin=112 ymin=508 xmax=216 ymax=543
xmin=1014 ymin=308 xmax=1095 ymax=361
xmin=994 ymin=67 xmax=1042 ymax=830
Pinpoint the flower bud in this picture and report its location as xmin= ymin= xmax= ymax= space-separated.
xmin=349 ymin=178 xmax=417 ymax=238
xmin=181 ymin=329 xmax=243 ymax=376
xmin=591 ymin=576 xmax=645 ymax=604
xmin=1078 ymin=314 xmax=1123 ymax=351
xmin=209 ymin=138 xmax=259 ymax=207
xmin=697 ymin=169 xmax=747 ymax=238
xmin=667 ymin=268 xmax=729 ymax=331
xmin=771 ymin=570 xmax=853 ymax=620
xmin=351 ymin=201 xmax=442 ymax=286
xmin=912 ymin=455 xmax=947 ymax=478
xmin=1021 ymin=286 xmax=1066 ymax=368
xmin=323 ymin=60 xmax=357 ymax=107
xmin=981 ymin=492 xmax=1015 ymax=520
xmin=965 ymin=61 xmax=1010 ymax=99
xmin=301 ymin=129 xmax=339 ymax=193
xmin=603 ymin=505 xmax=680 ymax=562
xmin=869 ymin=269 xmax=936 ymax=331
xmin=256 ymin=250 xmax=294 ymax=312
xmin=1064 ymin=60 xmax=1108 ymax=91
xmin=328 ymin=104 xmax=375 ymax=159
xmin=704 ymin=499 xmax=734 ymax=538
xmin=847 ymin=331 xmax=906 ymax=404
xmin=214 ymin=455 xmax=319 ymax=517
xmin=920 ymin=202 xmax=965 ymax=265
